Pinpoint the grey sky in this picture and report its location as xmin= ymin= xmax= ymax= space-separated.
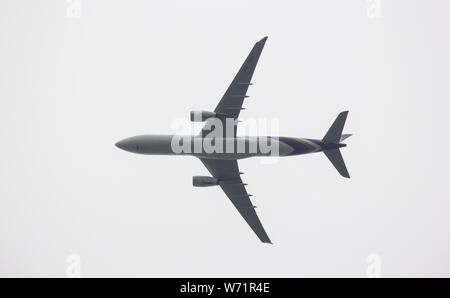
xmin=1 ymin=0 xmax=450 ymax=277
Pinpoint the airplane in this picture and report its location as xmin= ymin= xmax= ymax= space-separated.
xmin=115 ymin=36 xmax=351 ymax=244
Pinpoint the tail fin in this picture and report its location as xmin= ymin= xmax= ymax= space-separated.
xmin=322 ymin=111 xmax=350 ymax=178
xmin=340 ymin=134 xmax=352 ymax=142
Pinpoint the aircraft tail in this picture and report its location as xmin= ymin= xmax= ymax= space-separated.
xmin=322 ymin=111 xmax=351 ymax=178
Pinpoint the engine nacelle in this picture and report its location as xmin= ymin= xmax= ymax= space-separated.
xmin=193 ymin=176 xmax=219 ymax=187
xmin=190 ymin=110 xmax=216 ymax=122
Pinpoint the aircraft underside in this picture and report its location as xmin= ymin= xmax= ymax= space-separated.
xmin=116 ymin=37 xmax=351 ymax=244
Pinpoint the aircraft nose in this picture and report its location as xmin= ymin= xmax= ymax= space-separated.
xmin=115 ymin=137 xmax=141 ymax=153
xmin=115 ymin=140 xmax=126 ymax=150
xmin=115 ymin=139 xmax=133 ymax=152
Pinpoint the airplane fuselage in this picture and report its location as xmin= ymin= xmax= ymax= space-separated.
xmin=115 ymin=134 xmax=345 ymax=160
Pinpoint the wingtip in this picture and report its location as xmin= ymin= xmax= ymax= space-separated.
xmin=262 ymin=238 xmax=273 ymax=244
xmin=258 ymin=36 xmax=268 ymax=44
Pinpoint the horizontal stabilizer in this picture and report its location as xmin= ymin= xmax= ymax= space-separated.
xmin=322 ymin=111 xmax=350 ymax=178
xmin=323 ymin=149 xmax=350 ymax=178
xmin=323 ymin=111 xmax=348 ymax=144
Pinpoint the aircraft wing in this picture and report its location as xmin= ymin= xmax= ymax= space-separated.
xmin=201 ymin=37 xmax=268 ymax=137
xmin=199 ymin=158 xmax=272 ymax=243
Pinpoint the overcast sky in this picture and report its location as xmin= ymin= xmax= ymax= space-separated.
xmin=1 ymin=0 xmax=450 ymax=277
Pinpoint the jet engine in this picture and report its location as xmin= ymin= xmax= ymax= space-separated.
xmin=190 ymin=111 xmax=216 ymax=122
xmin=193 ymin=176 xmax=219 ymax=187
